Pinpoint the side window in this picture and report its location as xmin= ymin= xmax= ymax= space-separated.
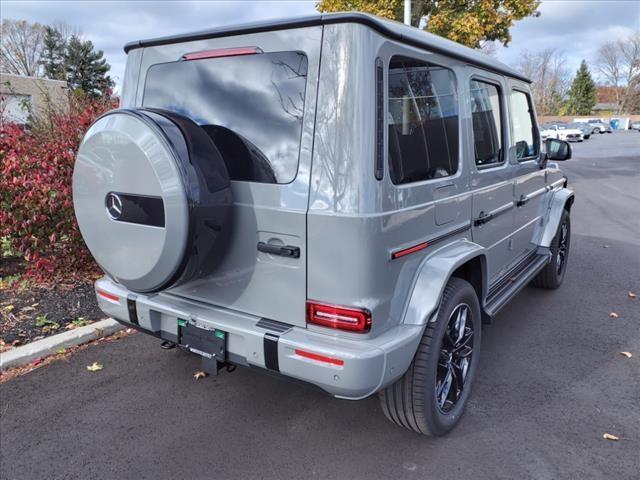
xmin=510 ymin=90 xmax=539 ymax=160
xmin=387 ymin=56 xmax=459 ymax=185
xmin=470 ymin=80 xmax=503 ymax=167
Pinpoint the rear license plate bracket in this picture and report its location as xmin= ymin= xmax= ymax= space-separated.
xmin=178 ymin=321 xmax=227 ymax=362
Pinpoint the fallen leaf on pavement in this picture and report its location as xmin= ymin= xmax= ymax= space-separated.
xmin=3 ymin=305 xmax=14 ymax=312
xmin=629 ymin=292 xmax=637 ymax=299
xmin=603 ymin=433 xmax=619 ymax=441
xmin=609 ymin=312 xmax=619 ymax=318
xmin=31 ymin=358 xmax=43 ymax=366
xmin=56 ymin=348 xmax=66 ymax=354
xmin=619 ymin=351 xmax=632 ymax=358
xmin=193 ymin=370 xmax=207 ymax=380
xmin=86 ymin=362 xmax=104 ymax=372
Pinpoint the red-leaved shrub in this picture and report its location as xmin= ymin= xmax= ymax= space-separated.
xmin=0 ymin=92 xmax=116 ymax=284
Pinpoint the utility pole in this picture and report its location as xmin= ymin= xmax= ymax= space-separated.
xmin=404 ymin=0 xmax=412 ymax=26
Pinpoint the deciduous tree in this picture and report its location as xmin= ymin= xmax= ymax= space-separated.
xmin=317 ymin=0 xmax=540 ymax=48
xmin=596 ymin=33 xmax=640 ymax=113
xmin=518 ymin=48 xmax=570 ymax=115
xmin=0 ymin=19 xmax=45 ymax=77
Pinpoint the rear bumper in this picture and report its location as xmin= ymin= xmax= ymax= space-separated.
xmin=95 ymin=278 xmax=423 ymax=399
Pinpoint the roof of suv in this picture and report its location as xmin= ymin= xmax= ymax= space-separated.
xmin=123 ymin=12 xmax=530 ymax=83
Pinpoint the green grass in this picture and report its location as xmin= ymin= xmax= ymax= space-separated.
xmin=72 ymin=317 xmax=91 ymax=327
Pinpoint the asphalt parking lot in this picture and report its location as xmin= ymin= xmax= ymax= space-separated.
xmin=1 ymin=131 xmax=639 ymax=480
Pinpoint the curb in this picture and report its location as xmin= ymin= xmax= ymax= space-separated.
xmin=0 ymin=318 xmax=123 ymax=371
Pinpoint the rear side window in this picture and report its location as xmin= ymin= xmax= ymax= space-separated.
xmin=387 ymin=56 xmax=459 ymax=185
xmin=470 ymin=80 xmax=503 ymax=167
xmin=510 ymin=90 xmax=539 ymax=160
xmin=143 ymin=51 xmax=308 ymax=184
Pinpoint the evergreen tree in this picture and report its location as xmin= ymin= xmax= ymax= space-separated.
xmin=64 ymin=35 xmax=114 ymax=97
xmin=42 ymin=26 xmax=66 ymax=80
xmin=564 ymin=60 xmax=597 ymax=115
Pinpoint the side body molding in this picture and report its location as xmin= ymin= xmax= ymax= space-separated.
xmin=402 ymin=239 xmax=488 ymax=326
xmin=538 ymin=188 xmax=574 ymax=248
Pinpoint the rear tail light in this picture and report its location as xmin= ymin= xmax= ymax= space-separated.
xmin=97 ymin=289 xmax=120 ymax=304
xmin=182 ymin=46 xmax=262 ymax=61
xmin=306 ymin=301 xmax=372 ymax=333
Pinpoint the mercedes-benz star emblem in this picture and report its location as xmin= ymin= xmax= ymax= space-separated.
xmin=106 ymin=192 xmax=123 ymax=220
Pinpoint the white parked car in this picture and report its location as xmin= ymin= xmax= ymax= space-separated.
xmin=540 ymin=124 xmax=583 ymax=142
xmin=574 ymin=118 xmax=612 ymax=134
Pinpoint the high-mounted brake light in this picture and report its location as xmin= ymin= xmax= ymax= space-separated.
xmin=307 ymin=301 xmax=372 ymax=333
xmin=182 ymin=46 xmax=262 ymax=61
xmin=97 ymin=289 xmax=120 ymax=304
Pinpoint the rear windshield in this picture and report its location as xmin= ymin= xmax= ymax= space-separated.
xmin=143 ymin=51 xmax=308 ymax=184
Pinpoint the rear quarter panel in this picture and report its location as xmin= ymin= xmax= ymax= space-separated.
xmin=307 ymin=25 xmax=474 ymax=337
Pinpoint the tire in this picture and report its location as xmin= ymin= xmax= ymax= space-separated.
xmin=379 ymin=277 xmax=482 ymax=436
xmin=593 ymin=127 xmax=600 ymax=134
xmin=531 ymin=210 xmax=571 ymax=290
xmin=74 ymin=108 xmax=232 ymax=292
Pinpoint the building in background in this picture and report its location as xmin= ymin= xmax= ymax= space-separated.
xmin=1 ymin=73 xmax=67 ymax=125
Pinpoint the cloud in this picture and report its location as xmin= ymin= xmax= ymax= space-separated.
xmin=494 ymin=0 xmax=639 ymax=78
xmin=3 ymin=0 xmax=637 ymax=88
xmin=2 ymin=0 xmax=319 ymax=90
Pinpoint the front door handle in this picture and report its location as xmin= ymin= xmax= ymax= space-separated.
xmin=257 ymin=242 xmax=300 ymax=258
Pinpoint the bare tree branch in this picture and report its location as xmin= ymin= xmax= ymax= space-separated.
xmin=518 ymin=48 xmax=570 ymax=115
xmin=0 ymin=19 xmax=46 ymax=77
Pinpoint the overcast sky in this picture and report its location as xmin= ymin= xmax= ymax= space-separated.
xmin=3 ymin=0 xmax=639 ymax=91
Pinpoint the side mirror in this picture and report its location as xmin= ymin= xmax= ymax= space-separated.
xmin=545 ymin=138 xmax=571 ymax=161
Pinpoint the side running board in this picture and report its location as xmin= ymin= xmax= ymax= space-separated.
xmin=484 ymin=251 xmax=552 ymax=320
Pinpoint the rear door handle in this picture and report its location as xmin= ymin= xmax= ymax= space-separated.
xmin=474 ymin=211 xmax=493 ymax=226
xmin=257 ymin=242 xmax=300 ymax=258
xmin=516 ymin=195 xmax=530 ymax=207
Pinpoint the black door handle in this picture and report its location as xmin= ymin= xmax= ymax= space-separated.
xmin=516 ymin=195 xmax=529 ymax=207
xmin=257 ymin=242 xmax=300 ymax=258
xmin=474 ymin=211 xmax=493 ymax=226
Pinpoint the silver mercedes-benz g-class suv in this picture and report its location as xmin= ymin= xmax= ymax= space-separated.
xmin=73 ymin=13 xmax=574 ymax=436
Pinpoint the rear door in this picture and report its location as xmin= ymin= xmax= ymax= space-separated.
xmin=467 ymin=70 xmax=517 ymax=283
xmin=134 ymin=27 xmax=322 ymax=327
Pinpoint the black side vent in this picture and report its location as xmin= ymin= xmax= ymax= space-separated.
xmin=375 ymin=57 xmax=384 ymax=180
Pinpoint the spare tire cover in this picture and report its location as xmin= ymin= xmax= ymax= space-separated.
xmin=73 ymin=108 xmax=232 ymax=292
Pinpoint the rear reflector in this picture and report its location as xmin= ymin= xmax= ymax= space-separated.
xmin=307 ymin=301 xmax=372 ymax=333
xmin=391 ymin=241 xmax=429 ymax=259
xmin=182 ymin=47 xmax=261 ymax=61
xmin=97 ymin=290 xmax=120 ymax=304
xmin=294 ymin=349 xmax=344 ymax=366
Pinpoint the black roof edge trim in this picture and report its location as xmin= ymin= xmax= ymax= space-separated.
xmin=122 ymin=13 xmax=530 ymax=84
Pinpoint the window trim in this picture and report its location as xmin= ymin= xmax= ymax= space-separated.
xmin=510 ymin=88 xmax=540 ymax=163
xmin=375 ymin=57 xmax=385 ymax=180
xmin=386 ymin=54 xmax=461 ymax=187
xmin=469 ymin=76 xmax=506 ymax=170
